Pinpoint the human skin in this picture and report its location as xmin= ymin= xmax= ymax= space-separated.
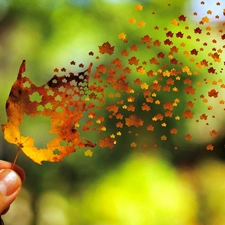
xmin=0 ymin=160 xmax=25 ymax=215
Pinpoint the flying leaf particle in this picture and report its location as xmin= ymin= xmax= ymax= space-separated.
xmin=170 ymin=128 xmax=178 ymax=134
xmin=128 ymin=17 xmax=136 ymax=24
xmin=98 ymin=42 xmax=115 ymax=55
xmin=161 ymin=135 xmax=167 ymax=141
xmin=118 ymin=32 xmax=126 ymax=40
xmin=171 ymin=19 xmax=179 ymax=26
xmin=206 ymin=144 xmax=214 ymax=151
xmin=185 ymin=134 xmax=192 ymax=140
xmin=183 ymin=110 xmax=193 ymax=119
xmin=99 ymin=136 xmax=115 ymax=149
xmin=135 ymin=3 xmax=143 ymax=11
xmin=147 ymin=124 xmax=154 ymax=131
xmin=138 ymin=20 xmax=146 ymax=27
xmin=130 ymin=142 xmax=137 ymax=147
xmin=208 ymin=89 xmax=219 ymax=98
xmin=125 ymin=115 xmax=143 ymax=127
xmin=84 ymin=149 xmax=93 ymax=157
xmin=210 ymin=130 xmax=218 ymax=136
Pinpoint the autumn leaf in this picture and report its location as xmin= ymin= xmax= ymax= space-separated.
xmin=206 ymin=144 xmax=214 ymax=151
xmin=128 ymin=17 xmax=136 ymax=24
xmin=84 ymin=149 xmax=93 ymax=157
xmin=118 ymin=32 xmax=126 ymax=40
xmin=98 ymin=42 xmax=115 ymax=55
xmin=125 ymin=115 xmax=143 ymax=127
xmin=2 ymin=61 xmax=97 ymax=164
xmin=135 ymin=3 xmax=143 ymax=11
xmin=99 ymin=136 xmax=115 ymax=149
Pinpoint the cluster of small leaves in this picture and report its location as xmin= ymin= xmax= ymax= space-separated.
xmin=2 ymin=1 xmax=225 ymax=164
xmin=93 ymin=2 xmax=225 ymax=151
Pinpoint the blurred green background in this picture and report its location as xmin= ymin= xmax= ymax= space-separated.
xmin=1 ymin=0 xmax=225 ymax=224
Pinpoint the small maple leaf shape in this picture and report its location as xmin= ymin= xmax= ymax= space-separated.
xmin=98 ymin=42 xmax=115 ymax=55
xmin=2 ymin=61 xmax=97 ymax=165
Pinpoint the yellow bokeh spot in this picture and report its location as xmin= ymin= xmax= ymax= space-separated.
xmin=162 ymin=123 xmax=167 ymax=127
xmin=117 ymin=131 xmax=122 ymax=136
xmin=110 ymin=134 xmax=115 ymax=138
xmin=175 ymin=116 xmax=180 ymax=120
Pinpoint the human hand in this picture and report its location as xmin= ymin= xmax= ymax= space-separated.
xmin=0 ymin=160 xmax=25 ymax=224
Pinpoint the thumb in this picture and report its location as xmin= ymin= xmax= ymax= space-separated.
xmin=0 ymin=169 xmax=22 ymax=214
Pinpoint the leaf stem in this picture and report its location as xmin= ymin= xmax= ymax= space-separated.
xmin=12 ymin=146 xmax=21 ymax=169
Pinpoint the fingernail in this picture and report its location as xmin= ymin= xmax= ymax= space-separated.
xmin=0 ymin=169 xmax=21 ymax=196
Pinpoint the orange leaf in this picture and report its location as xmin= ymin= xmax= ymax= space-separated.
xmin=2 ymin=61 xmax=96 ymax=164
xmin=98 ymin=42 xmax=115 ymax=55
